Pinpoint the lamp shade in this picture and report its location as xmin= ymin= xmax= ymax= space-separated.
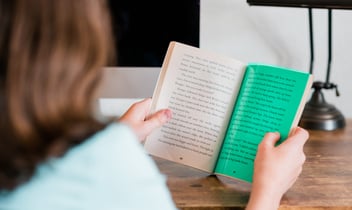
xmin=247 ymin=0 xmax=352 ymax=9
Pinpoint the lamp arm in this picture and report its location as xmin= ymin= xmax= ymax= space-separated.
xmin=308 ymin=8 xmax=314 ymax=74
xmin=326 ymin=9 xmax=332 ymax=84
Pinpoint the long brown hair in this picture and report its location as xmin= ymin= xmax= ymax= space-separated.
xmin=0 ymin=0 xmax=115 ymax=189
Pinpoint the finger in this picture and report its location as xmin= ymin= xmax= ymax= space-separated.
xmin=121 ymin=98 xmax=152 ymax=121
xmin=137 ymin=98 xmax=152 ymax=119
xmin=132 ymin=98 xmax=152 ymax=116
xmin=284 ymin=127 xmax=309 ymax=148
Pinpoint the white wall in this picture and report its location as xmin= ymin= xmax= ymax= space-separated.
xmin=200 ymin=0 xmax=352 ymax=118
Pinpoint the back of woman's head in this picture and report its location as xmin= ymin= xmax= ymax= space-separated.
xmin=0 ymin=0 xmax=115 ymax=189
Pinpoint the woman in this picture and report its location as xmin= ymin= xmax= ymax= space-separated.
xmin=0 ymin=0 xmax=308 ymax=209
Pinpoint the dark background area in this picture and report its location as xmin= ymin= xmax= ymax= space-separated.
xmin=107 ymin=0 xmax=200 ymax=67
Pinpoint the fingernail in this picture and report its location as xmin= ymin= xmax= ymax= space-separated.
xmin=163 ymin=109 xmax=172 ymax=122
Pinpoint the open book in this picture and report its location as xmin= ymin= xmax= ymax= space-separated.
xmin=144 ymin=41 xmax=313 ymax=182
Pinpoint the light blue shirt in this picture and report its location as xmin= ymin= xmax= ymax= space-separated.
xmin=0 ymin=123 xmax=177 ymax=210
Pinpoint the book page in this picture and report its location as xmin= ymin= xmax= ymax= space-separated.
xmin=215 ymin=63 xmax=312 ymax=182
xmin=144 ymin=42 xmax=246 ymax=172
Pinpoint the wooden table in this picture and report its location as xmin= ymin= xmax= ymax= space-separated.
xmin=154 ymin=120 xmax=352 ymax=209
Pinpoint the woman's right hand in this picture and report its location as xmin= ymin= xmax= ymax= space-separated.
xmin=246 ymin=127 xmax=309 ymax=210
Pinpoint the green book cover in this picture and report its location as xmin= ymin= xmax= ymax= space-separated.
xmin=214 ymin=63 xmax=312 ymax=182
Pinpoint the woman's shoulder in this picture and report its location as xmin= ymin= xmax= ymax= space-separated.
xmin=44 ymin=123 xmax=140 ymax=170
xmin=45 ymin=122 xmax=157 ymax=179
xmin=0 ymin=123 xmax=173 ymax=209
xmin=70 ymin=122 xmax=139 ymax=158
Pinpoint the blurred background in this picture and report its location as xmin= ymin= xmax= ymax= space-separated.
xmin=200 ymin=0 xmax=352 ymax=118
xmin=101 ymin=0 xmax=352 ymax=119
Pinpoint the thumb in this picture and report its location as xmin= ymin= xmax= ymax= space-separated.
xmin=259 ymin=132 xmax=281 ymax=150
xmin=143 ymin=109 xmax=172 ymax=134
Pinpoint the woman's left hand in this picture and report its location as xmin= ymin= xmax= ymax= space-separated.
xmin=119 ymin=98 xmax=172 ymax=142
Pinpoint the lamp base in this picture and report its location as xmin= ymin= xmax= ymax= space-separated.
xmin=299 ymin=84 xmax=345 ymax=131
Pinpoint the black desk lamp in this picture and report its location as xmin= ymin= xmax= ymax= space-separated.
xmin=247 ymin=0 xmax=351 ymax=130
